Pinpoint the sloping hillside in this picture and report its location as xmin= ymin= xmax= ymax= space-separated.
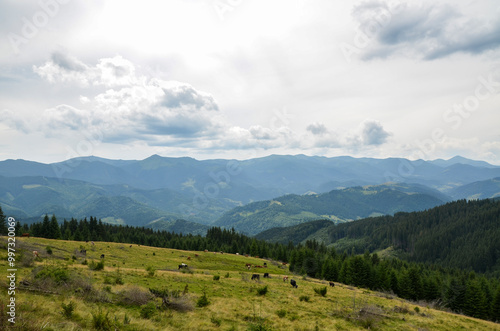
xmin=1 ymin=237 xmax=498 ymax=330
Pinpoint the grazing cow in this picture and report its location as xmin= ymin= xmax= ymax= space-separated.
xmin=283 ymin=276 xmax=289 ymax=282
xmin=251 ymin=274 xmax=260 ymax=281
xmin=187 ymin=256 xmax=191 ymax=260
xmin=91 ymin=241 xmax=95 ymax=246
xmin=329 ymin=281 xmax=335 ymax=287
xmin=204 ymin=249 xmax=208 ymax=252
xmin=21 ymin=233 xmax=30 ymax=238
xmin=220 ymin=251 xmax=224 ymax=254
xmin=129 ymin=245 xmax=132 ymax=248
xmin=263 ymin=273 xmax=270 ymax=278
xmin=245 ymin=263 xmax=252 ymax=269
xmin=100 ymin=254 xmax=105 ymax=259
xmin=263 ymin=262 xmax=267 ymax=268
xmin=178 ymin=263 xmax=188 ymax=270
xmin=282 ymin=262 xmax=287 ymax=266
xmin=245 ymin=254 xmax=249 ymax=257
xmin=236 ymin=253 xmax=239 ymax=255
xmin=290 ymin=279 xmax=298 ymax=288
xmin=32 ymin=251 xmax=39 ymax=258
xmin=195 ymin=254 xmax=199 ymax=257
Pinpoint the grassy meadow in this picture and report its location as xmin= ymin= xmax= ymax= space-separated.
xmin=1 ymin=236 xmax=499 ymax=330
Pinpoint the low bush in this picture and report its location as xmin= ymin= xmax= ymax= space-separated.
xmin=299 ymin=295 xmax=310 ymax=302
xmin=256 ymin=285 xmax=268 ymax=296
xmin=197 ymin=292 xmax=210 ymax=307
xmin=314 ymin=286 xmax=327 ymax=297
xmin=140 ymin=302 xmax=157 ymax=319
xmin=61 ymin=301 xmax=76 ymax=318
xmin=89 ymin=260 xmax=105 ymax=271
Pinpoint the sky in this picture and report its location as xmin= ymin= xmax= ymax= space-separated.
xmin=1 ymin=0 xmax=500 ymax=164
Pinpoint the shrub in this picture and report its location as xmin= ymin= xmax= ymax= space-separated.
xmin=92 ymin=309 xmax=113 ymax=330
xmin=197 ymin=292 xmax=210 ymax=307
xmin=299 ymin=295 xmax=310 ymax=302
xmin=275 ymin=309 xmax=287 ymax=318
xmin=118 ymin=286 xmax=152 ymax=306
xmin=34 ymin=267 xmax=70 ymax=284
xmin=82 ymin=259 xmax=88 ymax=265
xmin=123 ymin=313 xmax=131 ymax=325
xmin=256 ymin=285 xmax=268 ymax=296
xmin=210 ymin=315 xmax=222 ymax=327
xmin=224 ymin=272 xmax=230 ymax=278
xmin=314 ymin=286 xmax=327 ymax=297
xmin=46 ymin=246 xmax=53 ymax=255
xmin=89 ymin=260 xmax=105 ymax=271
xmin=61 ymin=301 xmax=76 ymax=318
xmin=140 ymin=302 xmax=157 ymax=319
xmin=146 ymin=266 xmax=156 ymax=277
xmin=213 ymin=275 xmax=220 ymax=281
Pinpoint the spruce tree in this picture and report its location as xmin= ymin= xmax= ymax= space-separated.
xmin=492 ymin=286 xmax=500 ymax=322
xmin=41 ymin=214 xmax=51 ymax=238
xmin=50 ymin=215 xmax=61 ymax=239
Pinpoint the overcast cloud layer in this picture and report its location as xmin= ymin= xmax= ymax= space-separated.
xmin=1 ymin=0 xmax=499 ymax=164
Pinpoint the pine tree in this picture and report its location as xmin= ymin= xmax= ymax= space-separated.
xmin=41 ymin=214 xmax=51 ymax=238
xmin=463 ymin=279 xmax=488 ymax=319
xmin=49 ymin=215 xmax=61 ymax=239
xmin=492 ymin=286 xmax=500 ymax=322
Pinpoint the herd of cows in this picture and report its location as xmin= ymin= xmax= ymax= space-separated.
xmin=31 ymin=242 xmax=337 ymax=291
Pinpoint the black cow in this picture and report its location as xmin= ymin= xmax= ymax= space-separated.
xmin=100 ymin=254 xmax=105 ymax=259
xmin=329 ymin=281 xmax=335 ymax=287
xmin=263 ymin=273 xmax=270 ymax=278
xmin=290 ymin=279 xmax=298 ymax=288
xmin=251 ymin=274 xmax=260 ymax=280
xmin=178 ymin=263 xmax=188 ymax=270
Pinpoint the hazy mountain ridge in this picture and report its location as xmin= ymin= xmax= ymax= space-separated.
xmin=1 ymin=154 xmax=499 ymax=231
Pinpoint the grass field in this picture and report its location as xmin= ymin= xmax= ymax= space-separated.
xmin=1 ymin=236 xmax=499 ymax=330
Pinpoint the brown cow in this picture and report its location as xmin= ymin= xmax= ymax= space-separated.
xmin=32 ymin=251 xmax=39 ymax=258
xmin=329 ymin=281 xmax=335 ymax=287
xmin=283 ymin=276 xmax=289 ymax=282
xmin=21 ymin=233 xmax=30 ymax=238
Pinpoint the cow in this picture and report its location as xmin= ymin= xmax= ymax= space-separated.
xmin=91 ymin=241 xmax=95 ymax=246
xmin=100 ymin=254 xmax=105 ymax=259
xmin=32 ymin=251 xmax=39 ymax=258
xmin=187 ymin=256 xmax=191 ymax=260
xmin=251 ymin=274 xmax=260 ymax=280
xmin=195 ymin=254 xmax=199 ymax=257
xmin=236 ymin=253 xmax=239 ymax=255
xmin=129 ymin=245 xmax=132 ymax=248
xmin=329 ymin=281 xmax=335 ymax=287
xmin=283 ymin=276 xmax=289 ymax=282
xmin=178 ymin=263 xmax=188 ymax=270
xmin=245 ymin=263 xmax=252 ymax=270
xmin=263 ymin=262 xmax=267 ymax=268
xmin=263 ymin=273 xmax=270 ymax=278
xmin=290 ymin=279 xmax=298 ymax=288
xmin=204 ymin=249 xmax=208 ymax=252
xmin=21 ymin=233 xmax=30 ymax=238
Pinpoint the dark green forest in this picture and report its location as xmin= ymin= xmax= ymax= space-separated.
xmin=2 ymin=200 xmax=500 ymax=323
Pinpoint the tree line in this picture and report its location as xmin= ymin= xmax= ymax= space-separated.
xmin=1 ymin=204 xmax=500 ymax=322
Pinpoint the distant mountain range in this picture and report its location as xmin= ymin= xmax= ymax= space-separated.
xmin=0 ymin=154 xmax=499 ymax=234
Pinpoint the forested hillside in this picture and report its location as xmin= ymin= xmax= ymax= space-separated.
xmin=215 ymin=184 xmax=445 ymax=235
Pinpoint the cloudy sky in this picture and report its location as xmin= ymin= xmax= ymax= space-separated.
xmin=1 ymin=0 xmax=499 ymax=164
